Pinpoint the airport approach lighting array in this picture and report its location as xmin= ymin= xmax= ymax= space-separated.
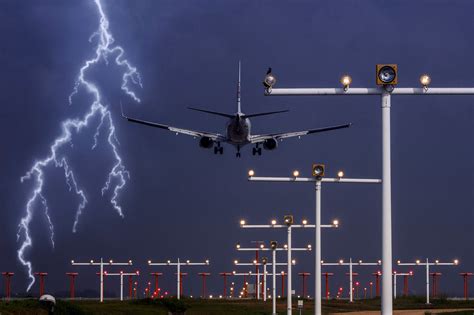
xmin=261 ymin=64 xmax=473 ymax=315
xmin=71 ymin=258 xmax=133 ymax=302
xmin=147 ymin=259 xmax=210 ymax=300
xmin=247 ymin=167 xmax=380 ymax=315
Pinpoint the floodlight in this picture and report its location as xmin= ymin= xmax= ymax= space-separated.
xmin=376 ymin=64 xmax=398 ymax=85
xmin=263 ymin=68 xmax=277 ymax=88
xmin=420 ymin=74 xmax=431 ymax=89
xmin=283 ymin=215 xmax=294 ymax=226
xmin=312 ymin=164 xmax=325 ymax=177
xmin=340 ymin=75 xmax=352 ymax=91
xmin=270 ymin=241 xmax=278 ymax=250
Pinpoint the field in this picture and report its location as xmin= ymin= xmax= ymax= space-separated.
xmin=0 ymin=297 xmax=473 ymax=315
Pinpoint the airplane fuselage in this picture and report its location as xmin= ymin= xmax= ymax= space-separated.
xmin=226 ymin=115 xmax=251 ymax=145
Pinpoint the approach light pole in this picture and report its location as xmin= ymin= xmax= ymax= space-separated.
xmin=148 ymin=259 xmax=210 ymax=300
xmin=71 ymin=258 xmax=133 ymax=302
xmin=392 ymin=271 xmax=413 ymax=299
xmin=2 ymin=272 xmax=14 ymax=300
xmin=241 ymin=215 xmax=338 ymax=315
xmin=322 ymin=272 xmax=334 ymax=300
xmin=66 ymin=272 xmax=79 ymax=299
xmin=198 ymin=273 xmax=211 ymax=298
xmin=33 ymin=272 xmax=48 ymax=297
xmin=298 ymin=272 xmax=311 ymax=298
xmin=248 ymin=169 xmax=380 ymax=315
xmin=219 ymin=272 xmax=233 ymax=298
xmin=237 ymin=241 xmax=312 ymax=314
xmin=397 ymin=259 xmax=459 ymax=304
xmin=460 ymin=272 xmax=473 ymax=300
xmin=322 ymin=258 xmax=382 ymax=303
xmin=262 ymin=67 xmax=474 ymax=315
xmin=150 ymin=272 xmax=163 ymax=297
xmin=99 ymin=271 xmax=140 ymax=301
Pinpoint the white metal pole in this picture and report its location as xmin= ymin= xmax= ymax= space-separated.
xmin=381 ymin=90 xmax=393 ymax=315
xmin=426 ymin=259 xmax=430 ymax=304
xmin=273 ymin=249 xmax=277 ymax=315
xmin=257 ymin=268 xmax=260 ymax=300
xmin=100 ymin=258 xmax=104 ymax=303
xmin=393 ymin=274 xmax=397 ymax=299
xmin=120 ymin=274 xmax=124 ymax=301
xmin=315 ymin=180 xmax=322 ymax=315
xmin=264 ymin=263 xmax=267 ymax=302
xmin=349 ymin=258 xmax=353 ymax=303
xmin=177 ymin=258 xmax=181 ymax=300
xmin=288 ymin=225 xmax=292 ymax=315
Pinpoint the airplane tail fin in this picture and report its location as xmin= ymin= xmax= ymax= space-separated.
xmin=243 ymin=109 xmax=289 ymax=119
xmin=237 ymin=61 xmax=242 ymax=114
xmin=187 ymin=107 xmax=234 ymax=118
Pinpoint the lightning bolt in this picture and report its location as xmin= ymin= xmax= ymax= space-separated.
xmin=17 ymin=0 xmax=141 ymax=291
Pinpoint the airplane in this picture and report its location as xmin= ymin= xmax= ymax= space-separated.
xmin=122 ymin=62 xmax=352 ymax=157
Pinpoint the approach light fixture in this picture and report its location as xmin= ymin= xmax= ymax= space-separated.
xmin=236 ymin=243 xmax=241 ymax=249
xmin=302 ymin=219 xmax=308 ymax=225
xmin=271 ymin=219 xmax=277 ymax=225
xmin=337 ymin=170 xmax=344 ymax=178
xmin=454 ymin=259 xmax=459 ymax=265
xmin=284 ymin=215 xmax=294 ymax=226
xmin=332 ymin=219 xmax=339 ymax=227
xmin=262 ymin=257 xmax=268 ymax=265
xmin=234 ymin=260 xmax=239 ymax=265
xmin=340 ymin=75 xmax=352 ymax=91
xmin=270 ymin=241 xmax=278 ymax=250
xmin=240 ymin=219 xmax=246 ymax=226
xmin=263 ymin=67 xmax=277 ymax=89
xmin=293 ymin=170 xmax=300 ymax=177
xmin=248 ymin=169 xmax=255 ymax=177
xmin=260 ymin=244 xmax=265 ymax=249
xmin=376 ymin=64 xmax=398 ymax=85
xmin=420 ymin=74 xmax=431 ymax=90
xmin=312 ymin=164 xmax=325 ymax=178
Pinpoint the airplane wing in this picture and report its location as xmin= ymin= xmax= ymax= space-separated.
xmin=124 ymin=115 xmax=226 ymax=141
xmin=249 ymin=123 xmax=352 ymax=143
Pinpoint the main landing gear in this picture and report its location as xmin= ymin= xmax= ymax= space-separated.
xmin=214 ymin=142 xmax=223 ymax=155
xmin=236 ymin=145 xmax=241 ymax=158
xmin=252 ymin=144 xmax=262 ymax=156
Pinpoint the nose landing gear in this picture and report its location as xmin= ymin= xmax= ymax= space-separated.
xmin=236 ymin=145 xmax=241 ymax=158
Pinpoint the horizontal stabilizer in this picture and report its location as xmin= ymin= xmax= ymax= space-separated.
xmin=187 ymin=107 xmax=234 ymax=118
xmin=243 ymin=109 xmax=289 ymax=118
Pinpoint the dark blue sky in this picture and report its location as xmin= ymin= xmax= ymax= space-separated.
xmin=0 ymin=0 xmax=472 ymax=298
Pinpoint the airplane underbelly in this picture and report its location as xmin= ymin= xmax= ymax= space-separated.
xmin=228 ymin=126 xmax=248 ymax=143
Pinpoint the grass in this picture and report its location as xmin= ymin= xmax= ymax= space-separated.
xmin=0 ymin=296 xmax=473 ymax=314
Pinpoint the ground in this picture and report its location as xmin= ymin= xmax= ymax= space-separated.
xmin=0 ymin=297 xmax=473 ymax=314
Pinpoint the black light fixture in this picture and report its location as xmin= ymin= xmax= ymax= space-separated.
xmin=270 ymin=241 xmax=278 ymax=250
xmin=283 ymin=215 xmax=293 ymax=226
xmin=376 ymin=64 xmax=398 ymax=85
xmin=312 ymin=164 xmax=325 ymax=178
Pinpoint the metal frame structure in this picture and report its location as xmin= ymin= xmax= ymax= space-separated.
xmin=148 ymin=258 xmax=210 ymax=300
xmin=237 ymin=243 xmax=311 ymax=314
xmin=397 ymin=258 xmax=459 ymax=304
xmin=71 ymin=258 xmax=133 ymax=302
xmin=248 ymin=172 xmax=380 ymax=315
xmin=392 ymin=271 xmax=413 ymax=299
xmin=66 ymin=272 xmax=78 ymax=299
xmin=241 ymin=217 xmax=337 ymax=315
xmin=262 ymin=70 xmax=474 ymax=315
xmin=2 ymin=272 xmax=14 ymax=300
xmin=322 ymin=258 xmax=381 ymax=302
xmin=99 ymin=271 xmax=140 ymax=301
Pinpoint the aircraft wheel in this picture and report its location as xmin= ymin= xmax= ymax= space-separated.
xmin=258 ymin=148 xmax=262 ymax=156
xmin=252 ymin=148 xmax=257 ymax=156
xmin=219 ymin=147 xmax=224 ymax=154
xmin=236 ymin=152 xmax=241 ymax=158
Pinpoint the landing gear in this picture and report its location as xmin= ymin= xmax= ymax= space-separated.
xmin=236 ymin=145 xmax=241 ymax=158
xmin=214 ymin=143 xmax=223 ymax=155
xmin=252 ymin=146 xmax=262 ymax=156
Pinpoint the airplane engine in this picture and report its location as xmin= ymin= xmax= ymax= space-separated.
xmin=199 ymin=137 xmax=214 ymax=149
xmin=263 ymin=138 xmax=278 ymax=150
